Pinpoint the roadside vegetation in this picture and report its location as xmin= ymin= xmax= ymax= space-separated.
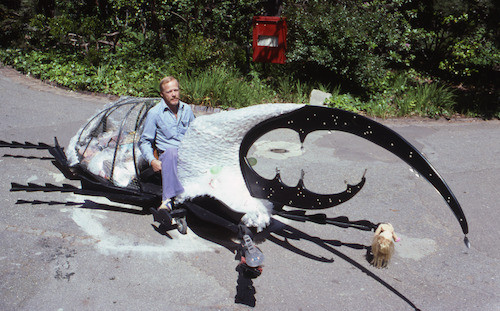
xmin=0 ymin=0 xmax=498 ymax=118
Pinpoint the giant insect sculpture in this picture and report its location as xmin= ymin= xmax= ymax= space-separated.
xmin=3 ymin=97 xmax=469 ymax=277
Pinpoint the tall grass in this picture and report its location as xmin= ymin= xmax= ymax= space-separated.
xmin=363 ymin=72 xmax=457 ymax=117
xmin=275 ymin=77 xmax=310 ymax=103
xmin=181 ymin=66 xmax=273 ymax=108
xmin=395 ymin=83 xmax=456 ymax=117
xmin=324 ymin=76 xmax=456 ymax=118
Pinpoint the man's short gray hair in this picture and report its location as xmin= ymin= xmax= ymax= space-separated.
xmin=159 ymin=76 xmax=178 ymax=92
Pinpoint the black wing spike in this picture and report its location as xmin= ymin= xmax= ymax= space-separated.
xmin=0 ymin=140 xmax=53 ymax=150
xmin=10 ymin=183 xmax=25 ymax=191
xmin=62 ymin=183 xmax=79 ymax=190
xmin=11 ymin=182 xmax=77 ymax=193
xmin=38 ymin=142 xmax=51 ymax=148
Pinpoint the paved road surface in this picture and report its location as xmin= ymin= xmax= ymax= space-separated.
xmin=1 ymin=66 xmax=499 ymax=310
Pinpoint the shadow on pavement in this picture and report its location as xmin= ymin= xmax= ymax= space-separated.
xmin=267 ymin=220 xmax=421 ymax=311
xmin=16 ymin=199 xmax=147 ymax=215
xmin=13 ymin=198 xmax=420 ymax=310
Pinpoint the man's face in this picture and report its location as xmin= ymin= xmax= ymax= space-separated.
xmin=160 ymin=80 xmax=180 ymax=106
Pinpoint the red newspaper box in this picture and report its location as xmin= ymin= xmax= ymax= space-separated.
xmin=252 ymin=16 xmax=287 ymax=64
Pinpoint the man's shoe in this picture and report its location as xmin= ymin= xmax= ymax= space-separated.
xmin=158 ymin=199 xmax=173 ymax=212
xmin=150 ymin=207 xmax=172 ymax=225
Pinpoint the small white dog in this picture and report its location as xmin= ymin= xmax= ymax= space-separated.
xmin=371 ymin=223 xmax=400 ymax=268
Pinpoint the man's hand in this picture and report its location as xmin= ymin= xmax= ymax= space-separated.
xmin=151 ymin=159 xmax=162 ymax=172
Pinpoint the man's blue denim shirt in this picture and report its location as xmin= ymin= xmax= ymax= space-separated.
xmin=139 ymin=99 xmax=195 ymax=164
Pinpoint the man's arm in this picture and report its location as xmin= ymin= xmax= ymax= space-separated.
xmin=139 ymin=110 xmax=158 ymax=167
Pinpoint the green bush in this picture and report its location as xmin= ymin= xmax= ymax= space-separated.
xmin=408 ymin=2 xmax=499 ymax=80
xmin=324 ymin=71 xmax=457 ymax=118
xmin=438 ymin=26 xmax=500 ymax=77
xmin=325 ymin=86 xmax=367 ymax=113
xmin=167 ymin=34 xmax=223 ymax=75
xmin=284 ymin=0 xmax=414 ymax=91
xmin=0 ymin=47 xmax=168 ymax=96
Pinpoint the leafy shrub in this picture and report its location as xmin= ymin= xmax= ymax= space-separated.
xmin=408 ymin=2 xmax=499 ymax=79
xmin=167 ymin=34 xmax=223 ymax=75
xmin=325 ymin=86 xmax=367 ymax=113
xmin=284 ymin=0 xmax=414 ymax=91
xmin=438 ymin=26 xmax=500 ymax=77
xmin=0 ymin=47 xmax=168 ymax=97
xmin=26 ymin=14 xmax=53 ymax=48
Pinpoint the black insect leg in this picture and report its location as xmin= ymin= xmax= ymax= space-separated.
xmin=182 ymin=199 xmax=264 ymax=277
xmin=274 ymin=208 xmax=378 ymax=232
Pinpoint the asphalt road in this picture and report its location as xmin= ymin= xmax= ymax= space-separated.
xmin=1 ymin=66 xmax=499 ymax=311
